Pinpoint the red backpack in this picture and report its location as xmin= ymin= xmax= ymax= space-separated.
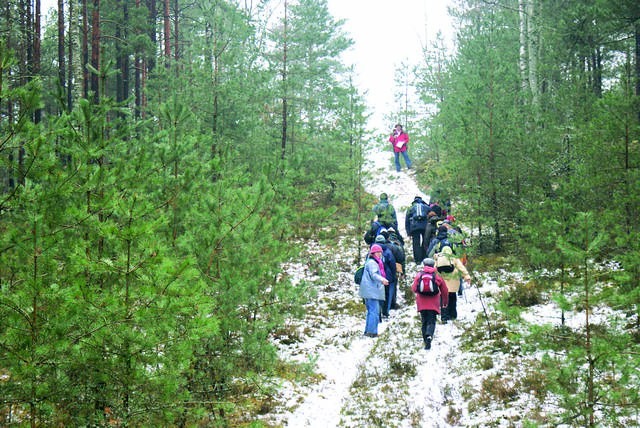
xmin=417 ymin=272 xmax=440 ymax=296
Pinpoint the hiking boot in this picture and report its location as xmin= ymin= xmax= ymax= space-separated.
xmin=364 ymin=332 xmax=379 ymax=338
xmin=424 ymin=337 xmax=432 ymax=350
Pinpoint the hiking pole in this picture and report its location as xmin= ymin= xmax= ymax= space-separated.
xmin=468 ymin=271 xmax=493 ymax=340
xmin=462 ymin=281 xmax=469 ymax=304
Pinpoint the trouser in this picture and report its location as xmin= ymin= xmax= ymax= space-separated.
xmin=391 ymin=279 xmax=398 ymax=308
xmin=442 ymin=292 xmax=457 ymax=320
xmin=364 ymin=298 xmax=381 ymax=334
xmin=383 ymin=282 xmax=396 ymax=315
xmin=394 ymin=151 xmax=412 ymax=171
xmin=419 ymin=310 xmax=437 ymax=343
xmin=411 ymin=231 xmax=426 ymax=264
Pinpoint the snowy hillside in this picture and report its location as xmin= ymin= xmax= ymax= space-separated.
xmin=256 ymin=143 xmax=631 ymax=427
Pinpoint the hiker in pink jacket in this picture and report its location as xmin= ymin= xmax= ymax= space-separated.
xmin=411 ymin=258 xmax=448 ymax=350
xmin=388 ymin=124 xmax=412 ymax=172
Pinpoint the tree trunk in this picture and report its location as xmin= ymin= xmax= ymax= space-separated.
xmin=526 ymin=0 xmax=538 ymax=107
xmin=90 ymin=0 xmax=100 ymax=103
xmin=280 ymin=0 xmax=288 ymax=160
xmin=518 ymin=0 xmax=526 ymax=93
xmin=116 ymin=0 xmax=123 ymax=102
xmin=173 ymin=0 xmax=178 ymax=62
xmin=115 ymin=0 xmax=129 ymax=105
xmin=146 ymin=0 xmax=156 ymax=73
xmin=163 ymin=0 xmax=170 ymax=64
xmin=82 ymin=0 xmax=89 ymax=99
xmin=57 ymin=0 xmax=66 ymax=112
xmin=135 ymin=0 xmax=142 ymax=117
xmin=67 ymin=0 xmax=73 ymax=110
xmin=635 ymin=22 xmax=640 ymax=123
xmin=591 ymin=48 xmax=602 ymax=97
xmin=33 ymin=0 xmax=41 ymax=123
xmin=583 ymin=227 xmax=595 ymax=427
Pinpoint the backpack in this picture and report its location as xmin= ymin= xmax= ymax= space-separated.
xmin=434 ymin=248 xmax=455 ymax=273
xmin=428 ymin=237 xmax=452 ymax=258
xmin=376 ymin=203 xmax=395 ymax=226
xmin=414 ymin=203 xmax=427 ymax=221
xmin=363 ymin=222 xmax=383 ymax=245
xmin=417 ymin=271 xmax=439 ymax=296
xmin=354 ymin=266 xmax=365 ymax=284
xmin=354 ymin=256 xmax=370 ymax=284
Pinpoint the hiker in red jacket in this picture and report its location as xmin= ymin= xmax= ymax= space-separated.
xmin=411 ymin=258 xmax=448 ymax=350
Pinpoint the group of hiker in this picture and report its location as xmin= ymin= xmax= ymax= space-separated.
xmin=359 ymin=190 xmax=471 ymax=350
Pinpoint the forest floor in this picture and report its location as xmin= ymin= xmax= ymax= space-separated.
xmin=255 ymin=144 xmax=583 ymax=427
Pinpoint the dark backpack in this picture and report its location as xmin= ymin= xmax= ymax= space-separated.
xmin=363 ymin=222 xmax=383 ymax=245
xmin=354 ymin=256 xmax=370 ymax=284
xmin=414 ymin=203 xmax=427 ymax=221
xmin=417 ymin=271 xmax=439 ymax=296
xmin=354 ymin=266 xmax=365 ymax=284
xmin=428 ymin=237 xmax=452 ymax=258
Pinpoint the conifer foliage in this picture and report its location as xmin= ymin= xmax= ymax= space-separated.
xmin=411 ymin=0 xmax=640 ymax=425
xmin=0 ymin=0 xmax=365 ymax=425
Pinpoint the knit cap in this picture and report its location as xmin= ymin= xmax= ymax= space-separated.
xmin=370 ymin=244 xmax=383 ymax=254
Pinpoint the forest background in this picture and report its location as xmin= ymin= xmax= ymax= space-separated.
xmin=0 ymin=0 xmax=639 ymax=426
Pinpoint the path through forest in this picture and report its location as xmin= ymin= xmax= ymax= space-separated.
xmin=261 ymin=144 xmax=486 ymax=427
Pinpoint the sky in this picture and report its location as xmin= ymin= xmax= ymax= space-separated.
xmin=40 ymin=0 xmax=455 ymax=131
xmin=327 ymin=0 xmax=455 ymax=131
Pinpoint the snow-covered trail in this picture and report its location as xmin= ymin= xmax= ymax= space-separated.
xmin=282 ymin=146 xmax=424 ymax=427
xmin=267 ymin=144 xmax=484 ymax=427
xmin=363 ymin=146 xmax=429 ymax=237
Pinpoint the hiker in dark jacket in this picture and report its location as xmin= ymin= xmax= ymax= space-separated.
xmin=384 ymin=227 xmax=405 ymax=310
xmin=363 ymin=220 xmax=385 ymax=245
xmin=411 ymin=258 xmax=448 ymax=350
xmin=422 ymin=211 xmax=440 ymax=255
xmin=428 ymin=200 xmax=443 ymax=219
xmin=426 ymin=225 xmax=451 ymax=258
xmin=405 ymin=196 xmax=430 ymax=264
xmin=385 ymin=226 xmax=405 ymax=247
xmin=373 ymin=235 xmax=397 ymax=318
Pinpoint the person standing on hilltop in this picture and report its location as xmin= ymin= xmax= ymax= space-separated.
xmin=389 ymin=124 xmax=412 ymax=172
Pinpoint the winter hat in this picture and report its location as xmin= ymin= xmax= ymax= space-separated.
xmin=380 ymin=193 xmax=388 ymax=200
xmin=375 ymin=235 xmax=386 ymax=243
xmin=438 ymin=225 xmax=448 ymax=233
xmin=446 ymin=215 xmax=456 ymax=222
xmin=422 ymin=258 xmax=435 ymax=267
xmin=370 ymin=244 xmax=383 ymax=254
